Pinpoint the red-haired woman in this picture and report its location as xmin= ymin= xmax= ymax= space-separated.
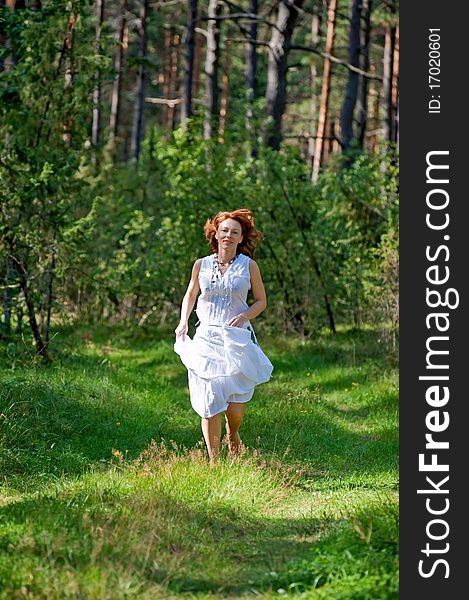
xmin=174 ymin=208 xmax=273 ymax=464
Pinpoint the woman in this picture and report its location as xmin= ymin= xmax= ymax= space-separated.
xmin=174 ymin=208 xmax=273 ymax=464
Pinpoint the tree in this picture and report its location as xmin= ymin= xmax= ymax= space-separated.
xmin=0 ymin=0 xmax=94 ymax=357
xmin=62 ymin=9 xmax=77 ymax=146
xmin=307 ymin=4 xmax=321 ymax=168
xmin=245 ymin=0 xmax=258 ymax=155
xmin=340 ymin=0 xmax=361 ymax=155
xmin=262 ymin=0 xmax=305 ymax=150
xmin=91 ymin=0 xmax=105 ymax=169
xmin=109 ymin=0 xmax=127 ymax=152
xmin=311 ymin=0 xmax=338 ymax=183
xmin=131 ymin=0 xmax=150 ymax=161
xmin=381 ymin=0 xmax=397 ymax=144
xmin=203 ymin=0 xmax=222 ymax=140
xmin=181 ymin=0 xmax=198 ymax=126
xmin=356 ymin=0 xmax=372 ymax=148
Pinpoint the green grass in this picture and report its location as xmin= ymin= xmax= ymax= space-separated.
xmin=0 ymin=324 xmax=398 ymax=599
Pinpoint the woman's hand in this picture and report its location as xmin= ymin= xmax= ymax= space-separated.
xmin=226 ymin=313 xmax=248 ymax=328
xmin=175 ymin=322 xmax=188 ymax=339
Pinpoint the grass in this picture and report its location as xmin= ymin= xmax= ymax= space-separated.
xmin=0 ymin=323 xmax=398 ymax=599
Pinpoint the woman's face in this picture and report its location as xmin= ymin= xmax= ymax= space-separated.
xmin=216 ymin=218 xmax=243 ymax=251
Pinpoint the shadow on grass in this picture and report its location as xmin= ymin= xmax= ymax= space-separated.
xmin=0 ymin=368 xmax=200 ymax=490
xmin=267 ymin=328 xmax=395 ymax=370
xmin=0 ymin=478 xmax=397 ymax=598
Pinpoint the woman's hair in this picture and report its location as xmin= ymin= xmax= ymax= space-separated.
xmin=203 ymin=208 xmax=264 ymax=258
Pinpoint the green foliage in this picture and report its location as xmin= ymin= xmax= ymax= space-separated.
xmin=60 ymin=133 xmax=398 ymax=340
xmin=312 ymin=152 xmax=399 ymax=332
xmin=0 ymin=1 xmax=96 ymax=340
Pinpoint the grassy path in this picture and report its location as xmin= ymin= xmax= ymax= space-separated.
xmin=0 ymin=326 xmax=398 ymax=599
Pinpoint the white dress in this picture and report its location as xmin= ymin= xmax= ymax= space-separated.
xmin=174 ymin=253 xmax=273 ymax=418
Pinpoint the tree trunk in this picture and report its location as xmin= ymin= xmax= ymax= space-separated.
xmin=166 ymin=31 xmax=180 ymax=131
xmin=131 ymin=0 xmax=149 ymax=161
xmin=356 ymin=0 xmax=372 ymax=148
xmin=340 ymin=0 xmax=361 ymax=154
xmin=311 ymin=0 xmax=337 ymax=183
xmin=193 ymin=29 xmax=202 ymax=99
xmin=0 ymin=1 xmax=5 ymax=72
xmin=91 ymin=0 xmax=105 ymax=169
xmin=332 ymin=113 xmax=340 ymax=154
xmin=263 ymin=0 xmax=304 ymax=150
xmin=218 ymin=41 xmax=230 ymax=142
xmin=11 ymin=255 xmax=47 ymax=358
xmin=368 ymin=74 xmax=380 ymax=152
xmin=308 ymin=7 xmax=321 ymax=168
xmin=181 ymin=0 xmax=198 ymax=126
xmin=391 ymin=24 xmax=399 ymax=143
xmin=245 ymin=0 xmax=258 ymax=156
xmin=109 ymin=0 xmax=127 ymax=149
xmin=381 ymin=2 xmax=396 ymax=145
xmin=203 ymin=0 xmax=222 ymax=140
xmin=162 ymin=28 xmax=172 ymax=130
xmin=15 ymin=301 xmax=23 ymax=334
xmin=62 ymin=10 xmax=77 ymax=146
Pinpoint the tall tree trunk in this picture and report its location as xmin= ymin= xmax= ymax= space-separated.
xmin=109 ymin=0 xmax=127 ymax=149
xmin=162 ymin=28 xmax=172 ymax=130
xmin=356 ymin=0 xmax=372 ymax=148
xmin=381 ymin=1 xmax=396 ymax=145
xmin=62 ymin=10 xmax=77 ymax=146
xmin=218 ymin=41 xmax=230 ymax=142
xmin=332 ymin=113 xmax=340 ymax=154
xmin=340 ymin=0 xmax=361 ymax=155
xmin=311 ymin=0 xmax=337 ymax=183
xmin=192 ymin=29 xmax=202 ymax=99
xmin=181 ymin=0 xmax=198 ymax=127
xmin=308 ymin=7 xmax=321 ymax=168
xmin=16 ymin=302 xmax=23 ymax=334
xmin=91 ymin=0 xmax=105 ymax=169
xmin=245 ymin=0 xmax=258 ymax=156
xmin=263 ymin=0 xmax=304 ymax=150
xmin=203 ymin=0 xmax=222 ymax=140
xmin=166 ymin=31 xmax=180 ymax=131
xmin=322 ymin=117 xmax=329 ymax=163
xmin=368 ymin=73 xmax=379 ymax=152
xmin=391 ymin=24 xmax=399 ymax=143
xmin=131 ymin=0 xmax=149 ymax=161
xmin=0 ymin=1 xmax=6 ymax=74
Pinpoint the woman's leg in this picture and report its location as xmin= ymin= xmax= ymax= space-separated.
xmin=201 ymin=413 xmax=222 ymax=464
xmin=225 ymin=402 xmax=246 ymax=457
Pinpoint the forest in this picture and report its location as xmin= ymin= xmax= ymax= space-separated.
xmin=1 ymin=1 xmax=399 ymax=598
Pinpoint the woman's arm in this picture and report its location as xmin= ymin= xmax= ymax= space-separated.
xmin=175 ymin=259 xmax=201 ymax=339
xmin=227 ymin=259 xmax=267 ymax=327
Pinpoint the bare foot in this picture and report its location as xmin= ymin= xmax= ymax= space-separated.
xmin=228 ymin=432 xmax=242 ymax=458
